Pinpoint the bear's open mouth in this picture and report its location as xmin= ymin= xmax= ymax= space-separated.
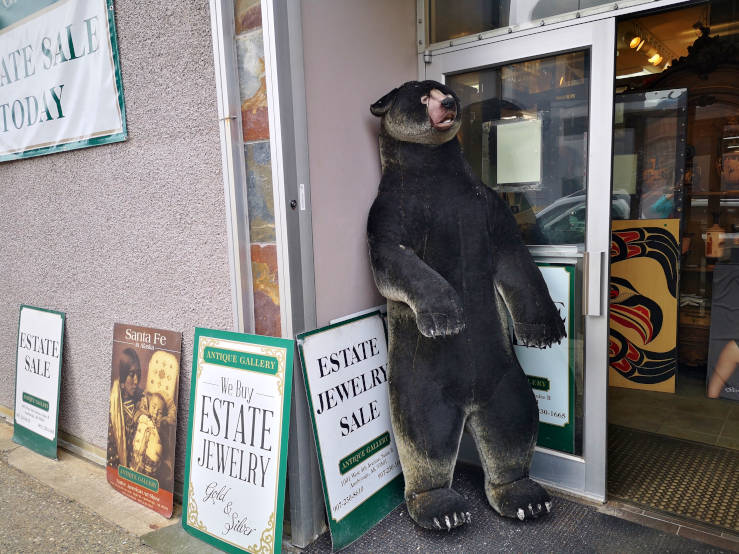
xmin=431 ymin=111 xmax=456 ymax=130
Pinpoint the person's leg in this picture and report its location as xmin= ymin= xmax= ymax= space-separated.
xmin=708 ymin=340 xmax=739 ymax=398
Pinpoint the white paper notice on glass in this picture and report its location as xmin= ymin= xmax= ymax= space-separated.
xmin=496 ymin=118 xmax=542 ymax=185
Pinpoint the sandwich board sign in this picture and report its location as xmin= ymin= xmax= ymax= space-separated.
xmin=183 ymin=328 xmax=293 ymax=554
xmin=297 ymin=311 xmax=403 ymax=551
xmin=13 ymin=305 xmax=65 ymax=459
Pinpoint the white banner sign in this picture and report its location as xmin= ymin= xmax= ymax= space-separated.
xmin=0 ymin=0 xmax=125 ymax=161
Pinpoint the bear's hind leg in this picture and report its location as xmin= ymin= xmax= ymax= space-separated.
xmin=467 ymin=367 xmax=551 ymax=520
xmin=392 ymin=391 xmax=470 ymax=530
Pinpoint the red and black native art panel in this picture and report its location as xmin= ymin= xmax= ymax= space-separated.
xmin=609 ymin=220 xmax=679 ymax=392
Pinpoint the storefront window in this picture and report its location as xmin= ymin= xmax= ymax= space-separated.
xmin=427 ymin=0 xmax=642 ymax=45
xmin=447 ymin=50 xmax=589 ymax=245
xmin=610 ymin=2 xmax=739 ymax=399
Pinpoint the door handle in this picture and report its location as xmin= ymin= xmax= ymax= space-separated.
xmin=583 ymin=251 xmax=605 ymax=317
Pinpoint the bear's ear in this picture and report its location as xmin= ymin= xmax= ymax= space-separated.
xmin=370 ymin=88 xmax=398 ymax=117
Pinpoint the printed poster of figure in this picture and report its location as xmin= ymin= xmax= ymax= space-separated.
xmin=707 ymin=264 xmax=739 ymax=401
xmin=107 ymin=323 xmax=182 ymax=517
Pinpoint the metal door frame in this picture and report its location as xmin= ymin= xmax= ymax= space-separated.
xmin=424 ymin=19 xmax=615 ymax=502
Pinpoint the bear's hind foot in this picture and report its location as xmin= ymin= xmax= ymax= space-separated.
xmin=406 ymin=488 xmax=471 ymax=531
xmin=485 ymin=478 xmax=552 ymax=520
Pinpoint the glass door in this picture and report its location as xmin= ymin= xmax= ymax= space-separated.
xmin=425 ymin=19 xmax=615 ymax=501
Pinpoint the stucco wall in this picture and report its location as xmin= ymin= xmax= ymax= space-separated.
xmin=301 ymin=0 xmax=418 ymax=326
xmin=0 ymin=1 xmax=232 ymax=481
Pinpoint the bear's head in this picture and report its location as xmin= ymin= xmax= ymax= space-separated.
xmin=370 ymin=80 xmax=461 ymax=145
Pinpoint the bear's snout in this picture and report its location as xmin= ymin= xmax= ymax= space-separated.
xmin=424 ymin=89 xmax=457 ymax=132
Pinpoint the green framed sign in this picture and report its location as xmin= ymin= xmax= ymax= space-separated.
xmin=513 ymin=264 xmax=576 ymax=454
xmin=297 ymin=312 xmax=403 ymax=551
xmin=182 ymin=328 xmax=294 ymax=554
xmin=13 ymin=305 xmax=65 ymax=459
xmin=0 ymin=0 xmax=127 ymax=162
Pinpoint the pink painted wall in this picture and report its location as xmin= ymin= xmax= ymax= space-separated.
xmin=301 ymin=0 xmax=418 ymax=326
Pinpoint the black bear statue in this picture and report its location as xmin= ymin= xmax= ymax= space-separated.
xmin=367 ymin=80 xmax=566 ymax=531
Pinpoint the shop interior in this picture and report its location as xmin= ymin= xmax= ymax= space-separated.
xmin=607 ymin=0 xmax=738 ymax=533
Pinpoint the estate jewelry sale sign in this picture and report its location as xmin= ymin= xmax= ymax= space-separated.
xmin=513 ymin=264 xmax=576 ymax=454
xmin=13 ymin=305 xmax=65 ymax=459
xmin=298 ymin=312 xmax=403 ymax=551
xmin=183 ymin=328 xmax=293 ymax=554
xmin=0 ymin=0 xmax=126 ymax=162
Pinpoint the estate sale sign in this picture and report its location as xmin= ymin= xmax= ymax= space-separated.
xmin=183 ymin=328 xmax=293 ymax=554
xmin=0 ymin=0 xmax=126 ymax=162
xmin=513 ymin=264 xmax=576 ymax=454
xmin=297 ymin=312 xmax=403 ymax=551
xmin=13 ymin=305 xmax=65 ymax=459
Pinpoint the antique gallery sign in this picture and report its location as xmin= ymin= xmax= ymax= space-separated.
xmin=297 ymin=312 xmax=403 ymax=551
xmin=13 ymin=305 xmax=65 ymax=458
xmin=183 ymin=328 xmax=293 ymax=554
xmin=106 ymin=323 xmax=182 ymax=517
xmin=513 ymin=264 xmax=576 ymax=454
xmin=0 ymin=0 xmax=126 ymax=162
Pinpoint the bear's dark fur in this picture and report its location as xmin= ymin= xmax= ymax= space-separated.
xmin=367 ymin=80 xmax=566 ymax=530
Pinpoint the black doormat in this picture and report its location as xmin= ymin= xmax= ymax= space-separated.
xmin=301 ymin=463 xmax=722 ymax=553
xmin=608 ymin=424 xmax=739 ymax=532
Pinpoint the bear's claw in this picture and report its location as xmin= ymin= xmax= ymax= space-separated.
xmin=407 ymin=488 xmax=470 ymax=531
xmin=485 ymin=477 xmax=552 ymax=521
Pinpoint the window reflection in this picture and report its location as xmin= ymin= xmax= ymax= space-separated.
xmin=428 ymin=0 xmax=640 ymax=44
xmin=447 ymin=50 xmax=590 ymax=245
xmin=613 ymin=90 xmax=688 ymax=221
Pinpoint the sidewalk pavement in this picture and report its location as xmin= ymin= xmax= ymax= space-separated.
xmin=0 ymin=420 xmax=732 ymax=553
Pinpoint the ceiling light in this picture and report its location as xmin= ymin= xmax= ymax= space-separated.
xmin=636 ymin=39 xmax=645 ymax=51
xmin=629 ymin=36 xmax=642 ymax=49
xmin=648 ymin=53 xmax=663 ymax=65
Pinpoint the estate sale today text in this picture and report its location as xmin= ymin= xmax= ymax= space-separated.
xmin=0 ymin=13 xmax=102 ymax=133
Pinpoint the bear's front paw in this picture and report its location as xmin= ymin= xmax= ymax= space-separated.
xmin=416 ymin=302 xmax=465 ymax=338
xmin=514 ymin=318 xmax=566 ymax=349
xmin=414 ymin=292 xmax=464 ymax=338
